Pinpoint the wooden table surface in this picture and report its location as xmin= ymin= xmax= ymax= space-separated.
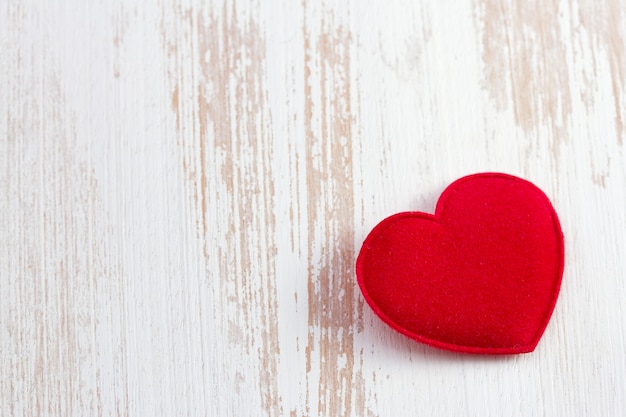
xmin=1 ymin=0 xmax=625 ymax=416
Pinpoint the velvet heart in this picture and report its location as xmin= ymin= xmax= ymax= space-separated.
xmin=356 ymin=173 xmax=564 ymax=354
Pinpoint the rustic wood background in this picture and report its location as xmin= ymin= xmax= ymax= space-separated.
xmin=1 ymin=0 xmax=625 ymax=416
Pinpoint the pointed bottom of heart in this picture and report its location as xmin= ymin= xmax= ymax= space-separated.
xmin=356 ymin=173 xmax=564 ymax=354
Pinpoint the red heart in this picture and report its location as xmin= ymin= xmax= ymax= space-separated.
xmin=356 ymin=173 xmax=564 ymax=354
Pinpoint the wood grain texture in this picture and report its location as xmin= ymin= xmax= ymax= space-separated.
xmin=1 ymin=0 xmax=625 ymax=416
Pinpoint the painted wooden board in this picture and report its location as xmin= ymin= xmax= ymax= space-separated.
xmin=1 ymin=0 xmax=625 ymax=415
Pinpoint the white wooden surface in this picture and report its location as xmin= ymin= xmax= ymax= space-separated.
xmin=1 ymin=0 xmax=625 ymax=416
